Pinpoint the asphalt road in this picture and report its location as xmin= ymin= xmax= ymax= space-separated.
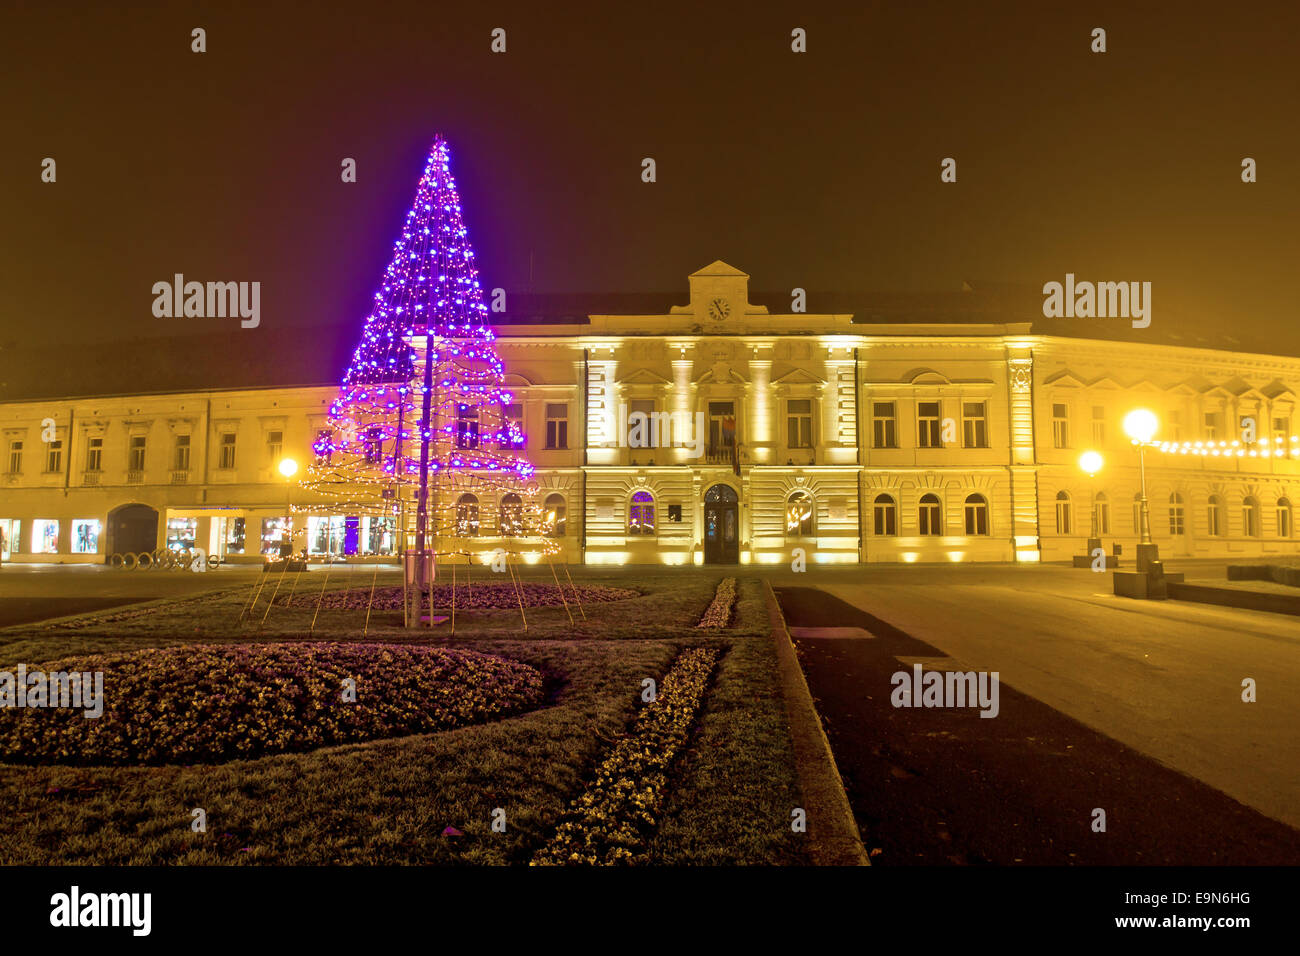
xmin=772 ymin=566 xmax=1300 ymax=865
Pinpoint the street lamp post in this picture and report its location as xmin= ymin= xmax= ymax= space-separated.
xmin=279 ymin=457 xmax=298 ymax=560
xmin=1122 ymin=409 xmax=1160 ymax=572
xmin=1078 ymin=450 xmax=1104 ymax=554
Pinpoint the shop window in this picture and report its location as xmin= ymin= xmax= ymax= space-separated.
xmin=365 ymin=516 xmax=395 ymax=554
xmin=224 ymin=517 xmax=246 ymax=555
xmin=310 ymin=516 xmax=345 ymax=555
xmin=33 ymin=519 xmax=59 ymax=554
xmin=72 ymin=519 xmax=100 ymax=554
xmin=261 ymin=517 xmax=292 ymax=555
xmin=167 ymin=517 xmax=197 ymax=551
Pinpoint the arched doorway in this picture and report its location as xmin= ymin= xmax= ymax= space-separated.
xmin=106 ymin=503 xmax=159 ymax=556
xmin=703 ymin=484 xmax=739 ymax=564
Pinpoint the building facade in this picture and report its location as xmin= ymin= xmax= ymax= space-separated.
xmin=2 ymin=261 xmax=1297 ymax=566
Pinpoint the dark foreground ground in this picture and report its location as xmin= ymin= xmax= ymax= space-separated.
xmin=774 ymin=585 xmax=1300 ymax=866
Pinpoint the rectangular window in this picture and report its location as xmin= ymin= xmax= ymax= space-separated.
xmin=33 ymin=519 xmax=59 ymax=554
xmin=708 ymin=401 xmax=737 ymax=453
xmin=1095 ymin=499 xmax=1111 ymax=535
xmin=261 ymin=517 xmax=292 ymax=556
xmin=72 ymin=519 xmax=100 ymax=554
xmin=627 ymin=399 xmax=657 ymax=447
xmin=455 ymin=406 xmax=479 ymax=450
xmin=45 ymin=439 xmax=63 ymax=473
xmin=314 ymin=429 xmax=332 ymax=465
xmin=128 ymin=435 xmax=146 ymax=472
xmin=872 ymin=402 xmax=897 ymax=449
xmin=787 ymin=399 xmax=813 ymax=449
xmin=1168 ymin=409 xmax=1183 ymax=442
xmin=266 ymin=430 xmax=283 ymax=463
xmin=545 ymin=403 xmax=568 ymax=449
xmin=363 ymin=425 xmax=384 ymax=463
xmin=86 ymin=437 xmax=103 ymax=472
xmin=1272 ymin=417 xmax=1289 ymax=456
xmin=1091 ymin=405 xmax=1106 ymax=445
xmin=1052 ymin=404 xmax=1070 ymax=448
xmin=917 ymin=401 xmax=941 ymax=448
xmin=1204 ymin=412 xmax=1220 ymax=441
xmin=962 ymin=401 xmax=988 ymax=448
xmin=7 ymin=440 xmax=22 ymax=474
xmin=174 ymin=435 xmax=191 ymax=471
xmin=219 ymin=433 xmax=236 ymax=469
xmin=503 ymin=403 xmax=525 ymax=449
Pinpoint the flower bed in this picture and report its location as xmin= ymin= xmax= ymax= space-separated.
xmin=0 ymin=643 xmax=544 ymax=766
xmin=696 ymin=577 xmax=737 ymax=628
xmin=532 ymin=646 xmax=720 ymax=865
xmin=282 ymin=582 xmax=638 ymax=611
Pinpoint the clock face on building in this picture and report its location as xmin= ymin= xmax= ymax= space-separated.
xmin=707 ymin=297 xmax=731 ymax=321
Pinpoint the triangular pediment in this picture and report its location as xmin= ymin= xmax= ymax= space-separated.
xmin=620 ymin=367 xmax=673 ymax=386
xmin=689 ymin=260 xmax=749 ymax=278
xmin=771 ymin=367 xmax=826 ymax=386
xmin=1042 ymin=370 xmax=1086 ymax=387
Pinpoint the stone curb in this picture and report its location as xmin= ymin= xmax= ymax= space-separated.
xmin=763 ymin=578 xmax=870 ymax=866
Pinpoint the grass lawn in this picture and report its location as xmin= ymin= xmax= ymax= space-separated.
xmin=0 ymin=567 xmax=809 ymax=865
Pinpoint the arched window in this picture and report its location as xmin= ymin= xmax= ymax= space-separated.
xmin=544 ymin=493 xmax=566 ymax=537
xmin=919 ymin=493 xmax=942 ymax=536
xmin=1055 ymin=491 xmax=1072 ymax=535
xmin=1207 ymin=495 xmax=1223 ymax=537
xmin=963 ymin=493 xmax=989 ymax=535
xmin=500 ymin=493 xmax=523 ymax=536
xmin=786 ymin=491 xmax=814 ymax=536
xmin=1168 ymin=493 xmax=1185 ymax=535
xmin=873 ymin=493 xmax=897 ymax=536
xmin=629 ymin=490 xmax=655 ymax=535
xmin=1243 ymin=496 xmax=1261 ymax=537
xmin=456 ymin=493 xmax=479 ymax=536
xmin=1093 ymin=492 xmax=1111 ymax=535
xmin=1277 ymin=497 xmax=1292 ymax=538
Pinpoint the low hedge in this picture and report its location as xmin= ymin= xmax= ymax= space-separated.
xmin=0 ymin=643 xmax=544 ymax=766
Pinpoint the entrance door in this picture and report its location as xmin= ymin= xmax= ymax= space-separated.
xmin=106 ymin=503 xmax=159 ymax=556
xmin=703 ymin=484 xmax=739 ymax=564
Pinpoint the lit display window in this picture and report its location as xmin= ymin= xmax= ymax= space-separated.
xmin=72 ymin=519 xmax=101 ymax=554
xmin=167 ymin=517 xmax=198 ymax=550
xmin=33 ymin=519 xmax=59 ymax=554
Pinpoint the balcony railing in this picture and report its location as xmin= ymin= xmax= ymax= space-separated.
xmin=171 ymin=470 xmax=189 ymax=484
xmin=704 ymin=444 xmax=736 ymax=466
xmin=82 ymin=471 xmax=99 ymax=486
xmin=127 ymin=470 xmax=145 ymax=484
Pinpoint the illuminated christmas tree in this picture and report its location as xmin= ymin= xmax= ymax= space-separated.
xmin=302 ymin=135 xmax=554 ymax=599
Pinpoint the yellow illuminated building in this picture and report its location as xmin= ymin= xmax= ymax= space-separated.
xmin=2 ymin=261 xmax=1297 ymax=566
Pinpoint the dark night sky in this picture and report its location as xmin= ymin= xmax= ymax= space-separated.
xmin=2 ymin=0 xmax=1298 ymax=357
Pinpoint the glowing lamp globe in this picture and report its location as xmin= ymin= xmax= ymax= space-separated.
xmin=1078 ymin=450 xmax=1104 ymax=476
xmin=1123 ymin=409 xmax=1159 ymax=444
xmin=278 ymin=458 xmax=299 ymax=478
